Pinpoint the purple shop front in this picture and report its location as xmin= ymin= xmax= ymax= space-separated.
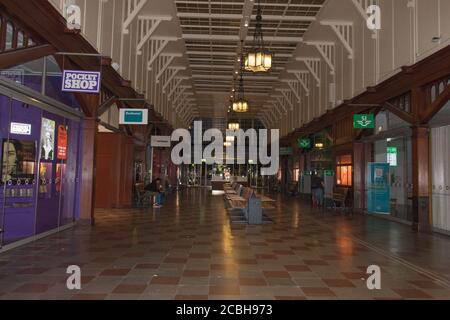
xmin=0 ymin=59 xmax=83 ymax=248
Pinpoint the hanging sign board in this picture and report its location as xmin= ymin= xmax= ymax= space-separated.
xmin=119 ymin=109 xmax=148 ymax=125
xmin=62 ymin=70 xmax=101 ymax=93
xmin=354 ymin=114 xmax=375 ymax=129
xmin=151 ymin=136 xmax=171 ymax=148
xmin=298 ymin=138 xmax=311 ymax=149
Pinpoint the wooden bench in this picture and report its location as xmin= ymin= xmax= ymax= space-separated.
xmin=227 ymin=187 xmax=276 ymax=212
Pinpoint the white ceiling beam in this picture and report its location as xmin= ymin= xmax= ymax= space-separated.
xmin=175 ymin=1 xmax=322 ymax=8
xmin=282 ymin=80 xmax=301 ymax=103
xmin=186 ymin=51 xmax=292 ymax=58
xmin=122 ymin=0 xmax=148 ymax=34
xmin=305 ymin=41 xmax=336 ymax=75
xmin=177 ymin=13 xmax=316 ymax=22
xmin=192 ymin=75 xmax=278 ymax=81
xmin=182 ymin=34 xmax=303 ymax=43
xmin=296 ymin=57 xmax=321 ymax=87
xmin=287 ymin=70 xmax=310 ymax=95
xmin=277 ymin=89 xmax=294 ymax=111
xmin=275 ymin=96 xmax=288 ymax=114
xmin=320 ymin=20 xmax=354 ymax=59
xmin=136 ymin=16 xmax=173 ymax=54
xmin=155 ymin=56 xmax=176 ymax=83
xmin=196 ymin=91 xmax=269 ymax=97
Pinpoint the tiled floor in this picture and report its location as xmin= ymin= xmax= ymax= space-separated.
xmin=0 ymin=188 xmax=449 ymax=300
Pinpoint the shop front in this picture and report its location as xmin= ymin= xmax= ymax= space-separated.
xmin=428 ymin=77 xmax=450 ymax=235
xmin=0 ymin=61 xmax=83 ymax=249
xmin=358 ymin=110 xmax=414 ymax=224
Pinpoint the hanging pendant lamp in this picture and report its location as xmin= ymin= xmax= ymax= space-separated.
xmin=245 ymin=0 xmax=272 ymax=73
xmin=233 ymin=41 xmax=249 ymax=113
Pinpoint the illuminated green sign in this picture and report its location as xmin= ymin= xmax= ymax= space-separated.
xmin=354 ymin=114 xmax=375 ymax=129
xmin=298 ymin=138 xmax=311 ymax=149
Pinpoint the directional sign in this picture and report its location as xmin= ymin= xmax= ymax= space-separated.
xmin=354 ymin=114 xmax=375 ymax=129
xmin=298 ymin=138 xmax=311 ymax=149
xmin=324 ymin=170 xmax=334 ymax=177
xmin=280 ymin=147 xmax=293 ymax=156
xmin=151 ymin=136 xmax=171 ymax=148
xmin=119 ymin=109 xmax=148 ymax=125
xmin=387 ymin=147 xmax=398 ymax=167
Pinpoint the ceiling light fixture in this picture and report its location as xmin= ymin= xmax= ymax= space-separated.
xmin=245 ymin=0 xmax=272 ymax=73
xmin=228 ymin=122 xmax=240 ymax=130
xmin=232 ymin=41 xmax=249 ymax=113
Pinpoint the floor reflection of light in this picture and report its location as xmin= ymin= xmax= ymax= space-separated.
xmin=175 ymin=193 xmax=180 ymax=225
xmin=292 ymin=213 xmax=299 ymax=228
xmin=337 ymin=236 xmax=354 ymax=256
xmin=132 ymin=228 xmax=138 ymax=244
xmin=222 ymin=223 xmax=233 ymax=257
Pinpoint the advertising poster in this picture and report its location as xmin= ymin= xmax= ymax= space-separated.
xmin=57 ymin=125 xmax=68 ymax=160
xmin=1 ymin=139 xmax=36 ymax=185
xmin=39 ymin=163 xmax=52 ymax=197
xmin=367 ymin=162 xmax=390 ymax=214
xmin=41 ymin=118 xmax=55 ymax=161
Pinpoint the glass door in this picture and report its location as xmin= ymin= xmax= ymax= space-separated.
xmin=1 ymin=97 xmax=41 ymax=246
xmin=59 ymin=119 xmax=80 ymax=227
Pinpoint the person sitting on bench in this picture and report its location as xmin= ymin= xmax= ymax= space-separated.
xmin=145 ymin=178 xmax=164 ymax=208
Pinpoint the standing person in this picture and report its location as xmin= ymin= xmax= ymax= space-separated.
xmin=145 ymin=178 xmax=164 ymax=208
xmin=311 ymin=171 xmax=325 ymax=208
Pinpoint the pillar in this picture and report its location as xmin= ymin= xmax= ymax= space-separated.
xmin=411 ymin=125 xmax=431 ymax=232
xmin=79 ymin=117 xmax=97 ymax=225
xmin=353 ymin=142 xmax=365 ymax=210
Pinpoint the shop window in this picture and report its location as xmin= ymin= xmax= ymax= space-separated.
xmin=293 ymin=169 xmax=300 ymax=182
xmin=6 ymin=22 xmax=14 ymax=50
xmin=336 ymin=155 xmax=352 ymax=187
xmin=17 ymin=31 xmax=24 ymax=48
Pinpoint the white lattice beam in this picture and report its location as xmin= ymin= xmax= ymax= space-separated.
xmin=147 ymin=38 xmax=178 ymax=70
xmin=136 ymin=15 xmax=172 ymax=54
xmin=321 ymin=20 xmax=354 ymax=59
xmin=273 ymin=96 xmax=288 ymax=114
xmin=123 ymin=0 xmax=148 ymax=34
xmin=281 ymin=80 xmax=301 ymax=103
xmin=306 ymin=41 xmax=335 ymax=75
xmin=287 ymin=70 xmax=310 ymax=96
xmin=155 ymin=54 xmax=182 ymax=83
xmin=276 ymin=89 xmax=294 ymax=111
xmin=296 ymin=58 xmax=321 ymax=87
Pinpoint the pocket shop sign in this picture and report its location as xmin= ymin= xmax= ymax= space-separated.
xmin=62 ymin=70 xmax=101 ymax=93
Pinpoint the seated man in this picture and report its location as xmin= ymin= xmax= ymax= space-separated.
xmin=145 ymin=178 xmax=164 ymax=208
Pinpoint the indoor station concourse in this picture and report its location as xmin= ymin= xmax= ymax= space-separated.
xmin=0 ymin=0 xmax=450 ymax=301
